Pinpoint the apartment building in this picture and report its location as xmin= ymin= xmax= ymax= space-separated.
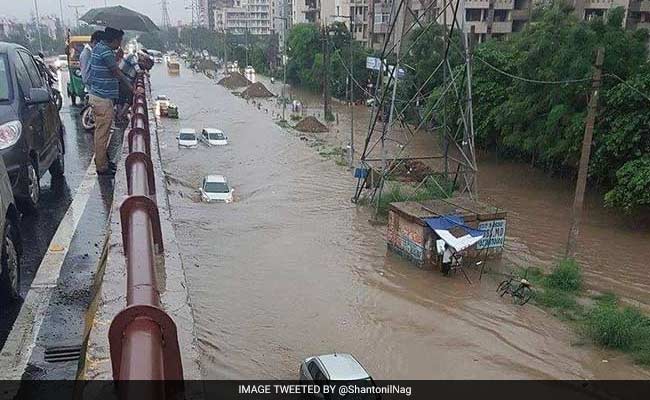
xmin=214 ymin=0 xmax=273 ymax=35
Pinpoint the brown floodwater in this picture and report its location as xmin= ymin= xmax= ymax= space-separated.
xmin=150 ymin=64 xmax=650 ymax=379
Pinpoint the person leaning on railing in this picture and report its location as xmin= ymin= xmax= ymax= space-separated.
xmin=87 ymin=27 xmax=142 ymax=176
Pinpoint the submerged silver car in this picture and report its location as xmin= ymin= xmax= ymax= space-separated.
xmin=300 ymin=353 xmax=373 ymax=381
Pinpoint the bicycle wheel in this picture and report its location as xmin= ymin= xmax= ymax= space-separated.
xmin=513 ymin=285 xmax=533 ymax=306
xmin=497 ymin=280 xmax=511 ymax=297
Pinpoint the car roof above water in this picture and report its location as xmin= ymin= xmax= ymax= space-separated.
xmin=315 ymin=354 xmax=370 ymax=381
xmin=203 ymin=128 xmax=223 ymax=134
xmin=204 ymin=174 xmax=226 ymax=183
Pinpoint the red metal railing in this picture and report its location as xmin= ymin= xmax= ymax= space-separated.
xmin=108 ymin=72 xmax=183 ymax=386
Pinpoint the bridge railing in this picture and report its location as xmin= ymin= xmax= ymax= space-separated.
xmin=108 ymin=72 xmax=183 ymax=387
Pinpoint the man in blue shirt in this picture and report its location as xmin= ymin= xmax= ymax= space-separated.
xmin=79 ymin=31 xmax=102 ymax=88
xmin=88 ymin=27 xmax=134 ymax=176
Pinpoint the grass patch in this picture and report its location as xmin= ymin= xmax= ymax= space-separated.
xmin=527 ymin=259 xmax=650 ymax=366
xmin=544 ymin=258 xmax=582 ymax=292
xmin=290 ymin=114 xmax=301 ymax=121
xmin=375 ymin=175 xmax=454 ymax=217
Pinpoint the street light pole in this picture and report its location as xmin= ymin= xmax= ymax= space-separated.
xmin=33 ymin=0 xmax=44 ymax=53
xmin=331 ymin=13 xmax=355 ymax=166
xmin=274 ymin=16 xmax=288 ymax=122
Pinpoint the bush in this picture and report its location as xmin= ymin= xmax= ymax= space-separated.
xmin=584 ymin=300 xmax=650 ymax=352
xmin=544 ymin=259 xmax=582 ymax=292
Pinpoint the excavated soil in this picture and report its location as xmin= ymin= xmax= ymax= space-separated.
xmin=218 ymin=72 xmax=251 ymax=89
xmin=294 ymin=116 xmax=329 ymax=133
xmin=241 ymin=82 xmax=275 ymax=98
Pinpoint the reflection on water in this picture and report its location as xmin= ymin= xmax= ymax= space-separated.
xmin=150 ymin=64 xmax=650 ymax=379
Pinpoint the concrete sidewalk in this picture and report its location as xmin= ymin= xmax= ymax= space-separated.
xmin=83 ymin=92 xmax=201 ymax=381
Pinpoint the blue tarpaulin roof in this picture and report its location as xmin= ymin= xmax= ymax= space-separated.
xmin=424 ymin=215 xmax=485 ymax=238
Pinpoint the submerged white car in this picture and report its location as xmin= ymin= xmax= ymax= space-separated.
xmin=156 ymin=94 xmax=170 ymax=115
xmin=201 ymin=128 xmax=228 ymax=146
xmin=200 ymin=175 xmax=234 ymax=203
xmin=177 ymin=128 xmax=199 ymax=148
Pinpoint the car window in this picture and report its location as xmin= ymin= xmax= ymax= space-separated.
xmin=13 ymin=53 xmax=32 ymax=96
xmin=0 ymin=55 xmax=11 ymax=101
xmin=204 ymin=182 xmax=229 ymax=193
xmin=179 ymin=133 xmax=195 ymax=140
xmin=308 ymin=361 xmax=320 ymax=379
xmin=313 ymin=369 xmax=327 ymax=382
xmin=17 ymin=51 xmax=43 ymax=89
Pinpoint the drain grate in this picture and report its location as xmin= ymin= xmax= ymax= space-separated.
xmin=44 ymin=345 xmax=82 ymax=363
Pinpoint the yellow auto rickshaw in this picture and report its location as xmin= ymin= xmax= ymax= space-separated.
xmin=65 ymin=33 xmax=91 ymax=106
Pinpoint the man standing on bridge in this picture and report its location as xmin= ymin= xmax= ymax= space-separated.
xmin=79 ymin=31 xmax=102 ymax=90
xmin=87 ymin=27 xmax=134 ymax=176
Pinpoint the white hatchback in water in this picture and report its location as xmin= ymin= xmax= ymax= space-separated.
xmin=177 ymin=128 xmax=198 ymax=148
xmin=200 ymin=175 xmax=234 ymax=203
xmin=201 ymin=128 xmax=228 ymax=146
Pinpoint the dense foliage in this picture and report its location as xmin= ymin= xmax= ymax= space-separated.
xmin=286 ymin=23 xmax=373 ymax=99
xmin=406 ymin=5 xmax=649 ymax=211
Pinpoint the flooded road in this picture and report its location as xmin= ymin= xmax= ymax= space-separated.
xmin=151 ymin=64 xmax=649 ymax=379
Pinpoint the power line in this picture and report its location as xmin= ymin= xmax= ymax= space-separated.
xmin=474 ymin=55 xmax=592 ymax=84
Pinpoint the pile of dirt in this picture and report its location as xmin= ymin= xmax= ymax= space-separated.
xmin=393 ymin=160 xmax=432 ymax=182
xmin=294 ymin=116 xmax=329 ymax=133
xmin=198 ymin=58 xmax=218 ymax=71
xmin=217 ymin=72 xmax=251 ymax=89
xmin=241 ymin=82 xmax=275 ymax=98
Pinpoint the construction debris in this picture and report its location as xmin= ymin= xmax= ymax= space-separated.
xmin=217 ymin=72 xmax=251 ymax=89
xmin=294 ymin=116 xmax=329 ymax=133
xmin=241 ymin=82 xmax=275 ymax=98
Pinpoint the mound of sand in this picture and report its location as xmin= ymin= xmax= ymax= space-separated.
xmin=294 ymin=116 xmax=328 ymax=133
xmin=241 ymin=82 xmax=275 ymax=98
xmin=217 ymin=72 xmax=251 ymax=89
xmin=198 ymin=59 xmax=218 ymax=71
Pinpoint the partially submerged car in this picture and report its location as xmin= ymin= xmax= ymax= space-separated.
xmin=299 ymin=353 xmax=374 ymax=382
xmin=167 ymin=103 xmax=179 ymax=119
xmin=201 ymin=128 xmax=227 ymax=146
xmin=156 ymin=94 xmax=170 ymax=116
xmin=200 ymin=175 xmax=233 ymax=203
xmin=177 ymin=128 xmax=198 ymax=148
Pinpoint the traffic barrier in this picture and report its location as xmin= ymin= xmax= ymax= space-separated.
xmin=108 ymin=72 xmax=183 ymax=386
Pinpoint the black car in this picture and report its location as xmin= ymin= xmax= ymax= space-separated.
xmin=0 ymin=42 xmax=65 ymax=212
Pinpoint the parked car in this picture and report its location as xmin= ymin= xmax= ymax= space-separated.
xmin=54 ymin=54 xmax=68 ymax=70
xmin=299 ymin=353 xmax=374 ymax=383
xmin=0 ymin=42 xmax=66 ymax=212
xmin=156 ymin=94 xmax=170 ymax=116
xmin=199 ymin=175 xmax=233 ymax=203
xmin=201 ymin=128 xmax=228 ymax=146
xmin=177 ymin=128 xmax=198 ymax=148
xmin=244 ymin=65 xmax=255 ymax=75
xmin=0 ymin=157 xmax=22 ymax=303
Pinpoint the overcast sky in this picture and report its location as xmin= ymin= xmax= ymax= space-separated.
xmin=3 ymin=0 xmax=192 ymax=25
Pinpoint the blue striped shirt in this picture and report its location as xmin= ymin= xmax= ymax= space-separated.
xmin=88 ymin=41 xmax=118 ymax=100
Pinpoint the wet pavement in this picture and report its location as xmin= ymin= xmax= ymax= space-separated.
xmin=0 ymin=70 xmax=121 ymax=378
xmin=152 ymin=64 xmax=650 ymax=379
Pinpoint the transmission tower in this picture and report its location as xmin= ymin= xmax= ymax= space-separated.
xmin=352 ymin=0 xmax=478 ymax=208
xmin=161 ymin=0 xmax=172 ymax=29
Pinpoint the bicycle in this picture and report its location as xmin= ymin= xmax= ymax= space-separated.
xmin=497 ymin=272 xmax=533 ymax=305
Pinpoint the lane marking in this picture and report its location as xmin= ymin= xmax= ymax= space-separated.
xmin=0 ymin=159 xmax=98 ymax=379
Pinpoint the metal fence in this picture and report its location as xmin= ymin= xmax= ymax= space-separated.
xmin=108 ymin=72 xmax=183 ymax=385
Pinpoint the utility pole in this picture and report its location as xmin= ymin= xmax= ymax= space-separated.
xmin=322 ymin=25 xmax=331 ymax=120
xmin=463 ymin=32 xmax=478 ymax=198
xmin=69 ymin=5 xmax=84 ymax=29
xmin=332 ymin=13 xmax=355 ymax=166
xmin=565 ymin=47 xmax=604 ymax=259
xmin=274 ymin=16 xmax=289 ymax=122
xmin=33 ymin=0 xmax=44 ymax=53
xmin=58 ymin=0 xmax=65 ymax=32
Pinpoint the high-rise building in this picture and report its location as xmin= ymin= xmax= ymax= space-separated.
xmin=214 ymin=0 xmax=273 ymax=35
